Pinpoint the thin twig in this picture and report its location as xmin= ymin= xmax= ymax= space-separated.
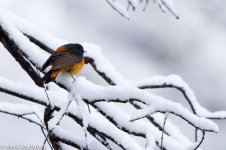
xmin=69 ymin=72 xmax=76 ymax=82
xmin=195 ymin=128 xmax=198 ymax=142
xmin=36 ymin=68 xmax=54 ymax=109
xmin=160 ymin=0 xmax=179 ymax=19
xmin=143 ymin=0 xmax=150 ymax=11
xmin=42 ymin=99 xmax=73 ymax=149
xmin=105 ymin=0 xmax=130 ymax=20
xmin=194 ymin=131 xmax=206 ymax=150
xmin=41 ymin=128 xmax=54 ymax=150
xmin=161 ymin=113 xmax=169 ymax=150
xmin=42 ymin=132 xmax=50 ymax=150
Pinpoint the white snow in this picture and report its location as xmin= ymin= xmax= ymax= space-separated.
xmin=135 ymin=75 xmax=226 ymax=119
xmin=48 ymin=100 xmax=72 ymax=130
xmin=4 ymin=9 xmax=66 ymax=50
xmin=53 ymin=126 xmax=108 ymax=150
xmin=70 ymin=92 xmax=91 ymax=148
xmin=131 ymin=103 xmax=219 ymax=132
xmin=0 ymin=76 xmax=68 ymax=106
xmin=0 ymin=10 xmax=48 ymax=67
xmin=0 ymin=102 xmax=43 ymax=126
xmin=0 ymin=102 xmax=33 ymax=115
xmin=83 ymin=42 xmax=132 ymax=86
xmin=0 ymin=8 xmax=225 ymax=150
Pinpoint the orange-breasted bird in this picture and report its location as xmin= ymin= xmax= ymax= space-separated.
xmin=41 ymin=43 xmax=85 ymax=83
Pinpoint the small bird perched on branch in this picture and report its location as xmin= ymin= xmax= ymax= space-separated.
xmin=41 ymin=43 xmax=85 ymax=83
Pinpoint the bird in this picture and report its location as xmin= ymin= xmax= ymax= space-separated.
xmin=41 ymin=43 xmax=85 ymax=83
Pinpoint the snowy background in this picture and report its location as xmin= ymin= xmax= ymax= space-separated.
xmin=0 ymin=0 xmax=226 ymax=149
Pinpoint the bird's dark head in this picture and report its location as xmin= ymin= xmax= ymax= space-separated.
xmin=64 ymin=43 xmax=85 ymax=55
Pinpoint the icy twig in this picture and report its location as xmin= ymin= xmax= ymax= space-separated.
xmin=105 ymin=0 xmax=130 ymax=20
xmin=161 ymin=113 xmax=169 ymax=150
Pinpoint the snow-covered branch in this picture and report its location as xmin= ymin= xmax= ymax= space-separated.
xmin=0 ymin=102 xmax=44 ymax=127
xmin=0 ymin=26 xmax=43 ymax=87
xmin=105 ymin=0 xmax=179 ymax=19
xmin=0 ymin=10 xmax=226 ymax=150
xmin=0 ymin=102 xmax=88 ymax=150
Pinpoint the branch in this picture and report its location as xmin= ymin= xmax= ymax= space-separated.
xmin=2 ymin=106 xmax=92 ymax=150
xmin=130 ymin=101 xmax=169 ymax=134
xmin=52 ymin=134 xmax=86 ymax=150
xmin=105 ymin=0 xmax=130 ymax=20
xmin=130 ymin=109 xmax=218 ymax=133
xmin=0 ymin=103 xmax=44 ymax=128
xmin=0 ymin=26 xmax=43 ymax=87
xmin=0 ymin=85 xmax=112 ymax=149
xmin=24 ymin=33 xmax=54 ymax=54
xmin=23 ymin=33 xmax=226 ymax=123
xmin=85 ymin=57 xmax=115 ymax=85
xmin=0 ymin=78 xmax=129 ymax=149
xmin=104 ymin=0 xmax=179 ymax=19
xmin=0 ymin=76 xmax=47 ymax=106
xmin=139 ymin=82 xmax=197 ymax=114
xmin=159 ymin=0 xmax=179 ymax=19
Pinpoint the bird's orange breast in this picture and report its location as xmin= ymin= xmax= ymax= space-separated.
xmin=66 ymin=58 xmax=85 ymax=75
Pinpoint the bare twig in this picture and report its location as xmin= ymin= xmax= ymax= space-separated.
xmin=194 ymin=131 xmax=206 ymax=150
xmin=40 ymin=128 xmax=54 ymax=150
xmin=159 ymin=0 xmax=179 ymax=19
xmin=105 ymin=0 xmax=130 ymax=20
xmin=0 ymin=110 xmax=44 ymax=128
xmin=36 ymin=68 xmax=54 ymax=109
xmin=161 ymin=113 xmax=169 ymax=150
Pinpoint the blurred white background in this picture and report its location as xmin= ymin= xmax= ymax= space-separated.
xmin=0 ymin=0 xmax=225 ymax=149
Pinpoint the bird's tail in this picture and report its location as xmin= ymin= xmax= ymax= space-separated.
xmin=42 ymin=71 xmax=54 ymax=83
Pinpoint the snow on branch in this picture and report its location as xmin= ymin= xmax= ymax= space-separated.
xmin=135 ymin=75 xmax=226 ymax=119
xmin=0 ymin=78 xmax=144 ymax=149
xmin=0 ymin=102 xmax=44 ymax=127
xmin=105 ymin=0 xmax=179 ymax=19
xmin=80 ymin=44 xmax=226 ymax=120
xmin=130 ymin=103 xmax=218 ymax=132
xmin=0 ymin=101 xmax=101 ymax=150
xmin=70 ymin=77 xmax=218 ymax=133
xmin=0 ymin=10 xmax=226 ymax=150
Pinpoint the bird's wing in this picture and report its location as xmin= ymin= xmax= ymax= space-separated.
xmin=51 ymin=52 xmax=83 ymax=70
xmin=41 ymin=52 xmax=69 ymax=71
